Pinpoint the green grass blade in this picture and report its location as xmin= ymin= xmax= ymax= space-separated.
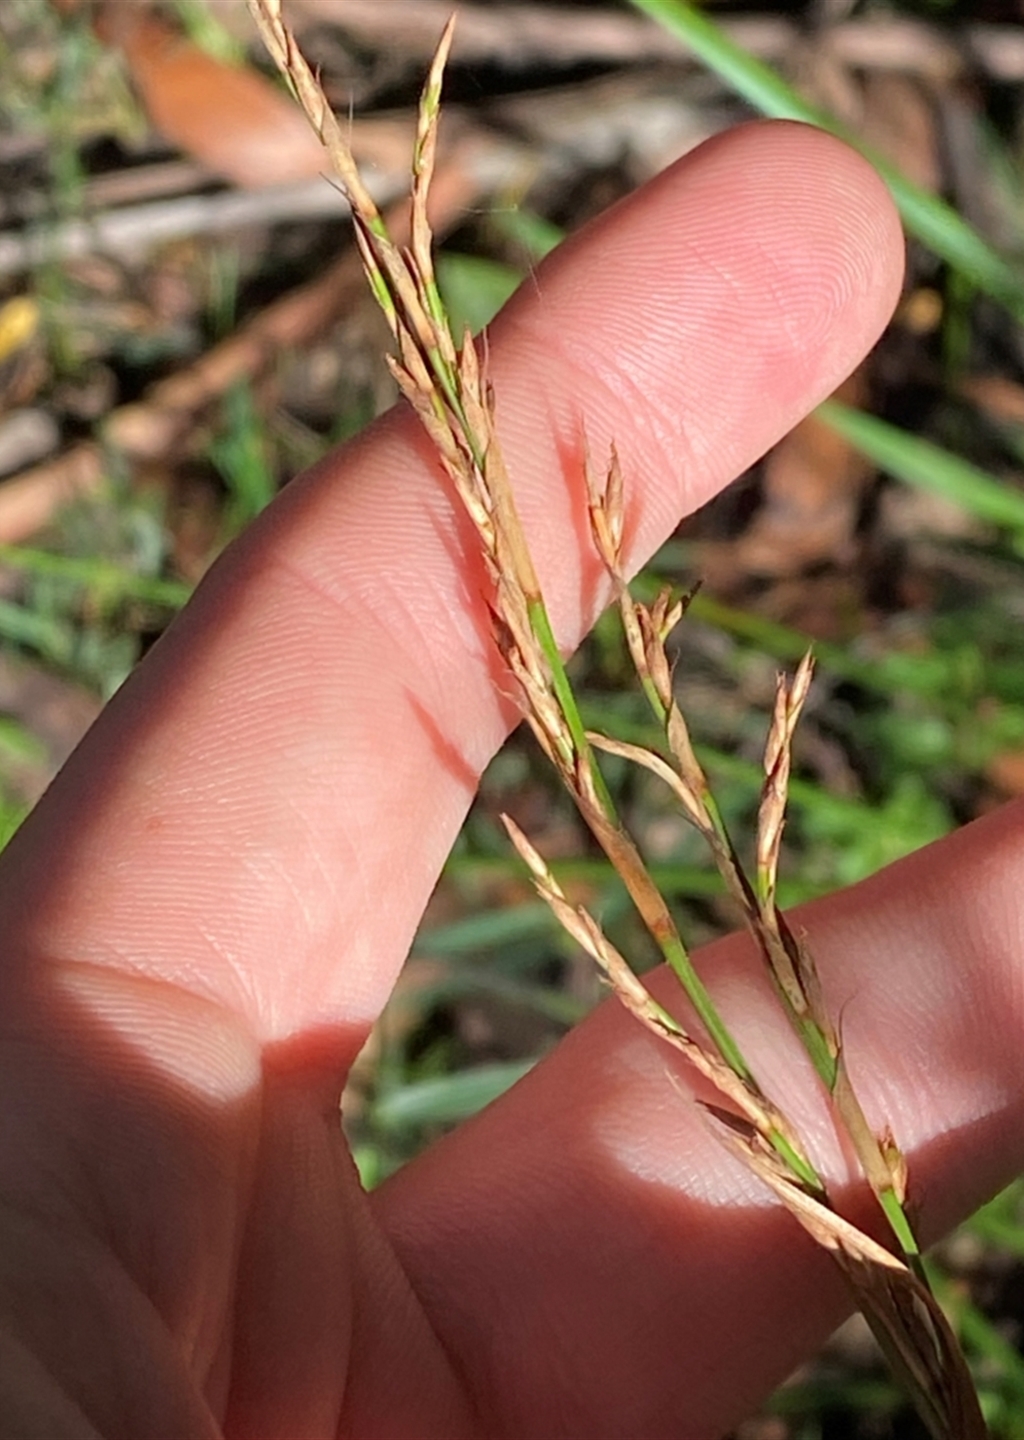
xmin=965 ymin=1179 xmax=1024 ymax=1259
xmin=416 ymin=899 xmax=562 ymax=956
xmin=436 ymin=252 xmax=522 ymax=335
xmin=687 ymin=592 xmax=953 ymax=698
xmin=819 ymin=399 xmax=1024 ymax=538
xmin=627 ymin=0 xmax=1024 ymax=320
xmin=372 ymin=1060 xmax=536 ymax=1129
xmin=631 ymin=0 xmax=818 ymax=122
xmin=490 ymin=207 xmax=564 ymax=261
xmin=0 ymin=544 xmax=191 ymax=610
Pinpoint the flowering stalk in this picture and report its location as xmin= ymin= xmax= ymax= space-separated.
xmin=587 ymin=456 xmax=925 ymax=1276
xmin=246 ymin=5 xmax=985 ymax=1434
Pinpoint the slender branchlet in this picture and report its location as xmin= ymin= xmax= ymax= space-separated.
xmin=245 ymin=5 xmax=986 ymax=1434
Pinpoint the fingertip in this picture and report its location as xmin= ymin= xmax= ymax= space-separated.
xmin=489 ymin=120 xmax=905 ymax=551
xmin=3 ymin=120 xmax=909 ymax=1046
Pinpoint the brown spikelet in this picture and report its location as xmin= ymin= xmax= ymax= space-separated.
xmin=245 ymin=7 xmax=986 ymax=1433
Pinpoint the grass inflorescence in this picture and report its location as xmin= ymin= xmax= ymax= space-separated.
xmin=244 ymin=3 xmax=989 ymax=1435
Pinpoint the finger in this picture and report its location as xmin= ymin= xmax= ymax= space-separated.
xmin=0 ymin=122 xmax=903 ymax=1051
xmin=374 ymin=798 xmax=1024 ymax=1439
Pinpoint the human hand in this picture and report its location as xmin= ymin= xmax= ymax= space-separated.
xmin=1 ymin=121 xmax=1021 ymax=1440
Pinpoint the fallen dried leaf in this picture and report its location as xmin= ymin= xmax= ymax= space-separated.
xmin=95 ymin=7 xmax=326 ymax=188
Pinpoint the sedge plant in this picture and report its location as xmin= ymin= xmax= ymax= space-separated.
xmin=245 ymin=4 xmax=987 ymax=1434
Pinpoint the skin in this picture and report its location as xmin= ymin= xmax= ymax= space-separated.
xmin=0 ymin=120 xmax=1022 ymax=1440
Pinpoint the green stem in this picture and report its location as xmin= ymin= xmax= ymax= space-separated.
xmin=794 ymin=1013 xmax=837 ymax=1090
xmin=880 ymin=1188 xmax=926 ymax=1280
xmin=770 ymin=1128 xmax=824 ymax=1194
xmin=662 ymin=933 xmax=823 ymax=1192
xmin=658 ymin=930 xmax=752 ymax=1082
xmin=527 ymin=594 xmax=616 ymax=817
xmin=531 ymin=599 xmax=810 ymax=1174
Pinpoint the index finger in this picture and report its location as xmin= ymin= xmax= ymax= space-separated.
xmin=0 ymin=122 xmax=904 ymax=1055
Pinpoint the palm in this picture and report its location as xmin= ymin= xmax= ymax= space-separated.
xmin=2 ymin=123 xmax=1022 ymax=1440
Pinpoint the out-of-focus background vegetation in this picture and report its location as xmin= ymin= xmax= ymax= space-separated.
xmin=3 ymin=0 xmax=1024 ymax=1432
